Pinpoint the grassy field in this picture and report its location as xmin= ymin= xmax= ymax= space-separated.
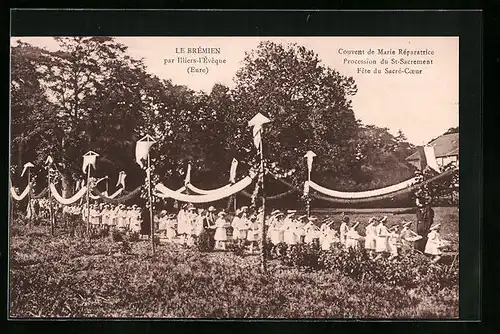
xmin=9 ymin=207 xmax=458 ymax=319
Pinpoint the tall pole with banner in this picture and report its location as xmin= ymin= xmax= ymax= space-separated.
xmin=304 ymin=150 xmax=316 ymax=218
xmin=136 ymin=135 xmax=157 ymax=256
xmin=22 ymin=162 xmax=34 ymax=226
xmin=45 ymin=156 xmax=54 ymax=236
xmin=248 ymin=113 xmax=271 ymax=273
xmin=83 ymin=151 xmax=99 ymax=241
xmin=230 ymin=158 xmax=238 ymax=213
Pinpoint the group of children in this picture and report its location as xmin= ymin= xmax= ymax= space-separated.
xmin=58 ymin=202 xmax=143 ymax=233
xmin=24 ymin=198 xmax=450 ymax=262
xmin=155 ymin=206 xmax=449 ymax=262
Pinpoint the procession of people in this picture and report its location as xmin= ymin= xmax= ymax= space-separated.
xmin=21 ymin=195 xmax=450 ymax=262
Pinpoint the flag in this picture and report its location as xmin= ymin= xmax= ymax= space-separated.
xmin=417 ymin=145 xmax=441 ymax=173
xmin=424 ymin=146 xmax=441 ymax=173
xmin=253 ymin=126 xmax=262 ymax=151
xmin=229 ymin=158 xmax=238 ymax=183
xmin=82 ymin=155 xmax=97 ymax=173
xmin=248 ymin=113 xmax=270 ymax=152
xmin=116 ymin=171 xmax=127 ymax=188
xmin=135 ymin=141 xmax=154 ymax=168
xmin=45 ymin=156 xmax=54 ymax=166
xmin=184 ymin=163 xmax=192 ymax=185
xmin=304 ymin=151 xmax=317 ymax=176
xmin=21 ymin=162 xmax=34 ymax=177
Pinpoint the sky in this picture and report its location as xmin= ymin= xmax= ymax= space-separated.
xmin=11 ymin=36 xmax=459 ymax=145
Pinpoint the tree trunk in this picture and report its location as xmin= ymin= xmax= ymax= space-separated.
xmin=61 ymin=172 xmax=74 ymax=197
xmin=18 ymin=136 xmax=24 ymax=169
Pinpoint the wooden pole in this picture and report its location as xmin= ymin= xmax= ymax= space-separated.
xmin=259 ymin=131 xmax=267 ymax=273
xmin=48 ymin=168 xmax=54 ymax=236
xmin=307 ymin=169 xmax=311 ymax=218
xmin=27 ymin=169 xmax=32 ymax=226
xmin=86 ymin=166 xmax=91 ymax=241
xmin=148 ymin=152 xmax=155 ymax=256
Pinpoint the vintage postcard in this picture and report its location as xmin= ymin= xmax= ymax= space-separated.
xmin=10 ymin=34 xmax=461 ymax=319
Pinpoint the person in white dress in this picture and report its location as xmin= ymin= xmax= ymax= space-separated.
xmin=339 ymin=216 xmax=350 ymax=246
xmin=425 ymin=223 xmax=444 ymax=263
xmin=90 ymin=204 xmax=101 ymax=230
xmin=231 ymin=210 xmax=243 ymax=244
xmin=102 ymin=204 xmax=111 ymax=229
xmin=319 ymin=219 xmax=333 ymax=245
xmin=399 ymin=221 xmax=421 ymax=254
xmin=185 ymin=205 xmax=197 ymax=246
xmin=214 ymin=211 xmax=229 ymax=250
xmin=176 ymin=204 xmax=187 ymax=244
xmin=166 ymin=214 xmax=177 ymax=241
xmin=269 ymin=211 xmax=284 ymax=246
xmin=321 ymin=223 xmax=338 ymax=251
xmin=109 ymin=204 xmax=118 ymax=231
xmin=346 ymin=221 xmax=361 ymax=249
xmin=375 ymin=216 xmax=389 ymax=259
xmin=129 ymin=205 xmax=142 ymax=234
xmin=247 ymin=213 xmax=260 ymax=254
xmin=304 ymin=216 xmax=320 ymax=245
xmin=193 ymin=208 xmax=206 ymax=239
xmin=206 ymin=206 xmax=216 ymax=227
xmin=364 ymin=217 xmax=377 ymax=256
xmin=283 ymin=210 xmax=297 ymax=248
xmin=158 ymin=210 xmax=168 ymax=232
xmin=295 ymin=215 xmax=307 ymax=244
xmin=120 ymin=205 xmax=130 ymax=231
xmin=387 ymin=224 xmax=400 ymax=259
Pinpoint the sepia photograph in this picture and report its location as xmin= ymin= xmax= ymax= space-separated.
xmin=9 ymin=35 xmax=460 ymax=319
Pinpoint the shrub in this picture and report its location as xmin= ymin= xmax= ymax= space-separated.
xmin=195 ymin=231 xmax=213 ymax=253
xmin=128 ymin=232 xmax=140 ymax=242
xmin=121 ymin=240 xmax=132 ymax=254
xmin=226 ymin=241 xmax=246 ymax=256
xmin=112 ymin=230 xmax=124 ymax=242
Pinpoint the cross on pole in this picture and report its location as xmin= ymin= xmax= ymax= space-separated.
xmin=304 ymin=150 xmax=316 ymax=218
xmin=138 ymin=135 xmax=157 ymax=256
xmin=83 ymin=151 xmax=99 ymax=241
xmin=248 ymin=112 xmax=271 ymax=273
xmin=45 ymin=156 xmax=54 ymax=236
xmin=23 ymin=162 xmax=35 ymax=226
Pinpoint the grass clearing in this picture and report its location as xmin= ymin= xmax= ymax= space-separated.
xmin=9 ymin=207 xmax=458 ymax=318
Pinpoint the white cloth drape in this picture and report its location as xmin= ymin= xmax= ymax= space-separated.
xmin=306 ymin=177 xmax=419 ymax=199
xmin=185 ymin=183 xmax=232 ymax=195
xmin=10 ymin=185 xmax=31 ymax=201
xmin=154 ymin=175 xmax=254 ymax=203
xmin=50 ymin=183 xmax=88 ymax=205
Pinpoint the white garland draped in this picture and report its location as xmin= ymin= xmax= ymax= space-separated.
xmin=306 ymin=177 xmax=419 ymax=199
xmin=49 ymin=183 xmax=88 ymax=205
xmin=154 ymin=175 xmax=254 ymax=203
xmin=185 ymin=183 xmax=232 ymax=195
xmin=10 ymin=185 xmax=31 ymax=201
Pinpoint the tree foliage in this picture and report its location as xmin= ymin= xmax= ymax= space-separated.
xmin=10 ymin=37 xmax=431 ymax=204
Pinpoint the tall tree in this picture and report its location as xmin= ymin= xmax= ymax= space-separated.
xmin=10 ymin=42 xmax=58 ymax=186
xmin=230 ymin=41 xmax=359 ymax=188
xmin=13 ymin=37 xmax=154 ymax=195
